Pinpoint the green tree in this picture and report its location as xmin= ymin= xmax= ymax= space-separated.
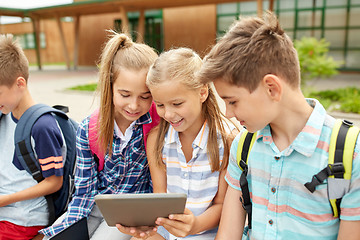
xmin=294 ymin=37 xmax=341 ymax=86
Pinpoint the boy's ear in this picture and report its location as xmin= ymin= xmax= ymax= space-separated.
xmin=15 ymin=77 xmax=27 ymax=88
xmin=262 ymin=74 xmax=282 ymax=101
xmin=199 ymin=84 xmax=209 ymax=103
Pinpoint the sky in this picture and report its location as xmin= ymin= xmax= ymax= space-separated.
xmin=0 ymin=0 xmax=73 ymax=24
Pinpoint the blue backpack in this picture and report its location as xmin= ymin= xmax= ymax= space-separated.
xmin=14 ymin=104 xmax=78 ymax=224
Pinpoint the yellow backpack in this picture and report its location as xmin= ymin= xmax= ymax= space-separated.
xmin=237 ymin=119 xmax=360 ymax=229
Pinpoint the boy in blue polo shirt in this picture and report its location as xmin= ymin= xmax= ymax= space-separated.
xmin=197 ymin=12 xmax=360 ymax=239
xmin=0 ymin=34 xmax=64 ymax=239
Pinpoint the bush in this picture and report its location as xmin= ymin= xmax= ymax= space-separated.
xmin=307 ymin=87 xmax=360 ymax=114
xmin=294 ymin=37 xmax=342 ymax=86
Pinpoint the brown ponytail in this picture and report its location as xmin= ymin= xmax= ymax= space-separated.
xmin=96 ymin=31 xmax=157 ymax=156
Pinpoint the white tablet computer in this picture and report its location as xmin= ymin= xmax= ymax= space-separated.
xmin=94 ymin=193 xmax=187 ymax=227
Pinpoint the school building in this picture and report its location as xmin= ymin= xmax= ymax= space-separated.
xmin=0 ymin=0 xmax=359 ymax=72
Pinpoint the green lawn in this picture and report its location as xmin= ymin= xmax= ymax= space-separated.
xmin=67 ymin=83 xmax=98 ymax=91
xmin=306 ymin=87 xmax=360 ymax=114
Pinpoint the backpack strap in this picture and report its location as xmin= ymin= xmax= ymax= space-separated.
xmin=328 ymin=119 xmax=359 ymax=217
xmin=143 ymin=102 xmax=160 ymax=149
xmin=14 ymin=103 xmax=68 ymax=224
xmin=52 ymin=109 xmax=78 ymax=220
xmin=15 ymin=104 xmax=67 ymax=182
xmin=236 ymin=130 xmax=257 ymax=229
xmin=52 ymin=105 xmax=69 ymax=113
xmin=304 ymin=119 xmax=359 ymax=217
xmin=89 ymin=102 xmax=160 ymax=172
xmin=88 ymin=109 xmax=105 ymax=171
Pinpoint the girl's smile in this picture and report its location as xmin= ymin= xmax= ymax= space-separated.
xmin=124 ymin=110 xmax=141 ymax=118
xmin=150 ymin=81 xmax=206 ymax=136
xmin=169 ymin=118 xmax=184 ymax=128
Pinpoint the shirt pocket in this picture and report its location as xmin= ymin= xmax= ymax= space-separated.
xmin=285 ymin=175 xmax=335 ymax=226
xmin=190 ymin=170 xmax=220 ymax=200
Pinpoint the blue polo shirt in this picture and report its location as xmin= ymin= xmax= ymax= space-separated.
xmin=226 ymin=99 xmax=360 ymax=240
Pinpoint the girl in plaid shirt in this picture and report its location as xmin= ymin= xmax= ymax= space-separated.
xmin=41 ymin=31 xmax=158 ymax=239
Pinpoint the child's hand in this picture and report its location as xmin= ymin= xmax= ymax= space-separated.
xmin=116 ymin=224 xmax=157 ymax=239
xmin=155 ymin=208 xmax=198 ymax=238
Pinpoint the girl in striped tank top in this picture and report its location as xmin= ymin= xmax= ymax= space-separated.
xmin=120 ymin=48 xmax=235 ymax=240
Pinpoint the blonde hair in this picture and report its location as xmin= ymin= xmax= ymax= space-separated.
xmin=146 ymin=48 xmax=230 ymax=172
xmin=0 ymin=34 xmax=29 ymax=87
xmin=97 ymin=31 xmax=158 ymax=156
xmin=198 ymin=11 xmax=300 ymax=92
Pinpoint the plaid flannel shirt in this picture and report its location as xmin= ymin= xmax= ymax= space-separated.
xmin=40 ymin=112 xmax=153 ymax=236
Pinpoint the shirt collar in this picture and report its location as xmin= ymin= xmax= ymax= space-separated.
xmin=257 ymin=98 xmax=326 ymax=157
xmin=164 ymin=125 xmax=177 ymax=145
xmin=192 ymin=121 xmax=208 ymax=150
xmin=11 ymin=112 xmax=18 ymax=123
xmin=164 ymin=121 xmax=208 ymax=150
xmin=114 ymin=120 xmax=136 ymax=139
xmin=113 ymin=112 xmax=152 ymax=138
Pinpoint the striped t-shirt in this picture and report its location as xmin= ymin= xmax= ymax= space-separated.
xmin=159 ymin=122 xmax=225 ymax=240
xmin=226 ymin=99 xmax=360 ymax=240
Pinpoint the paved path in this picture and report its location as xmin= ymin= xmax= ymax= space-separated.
xmin=307 ymin=73 xmax=360 ymax=91
xmin=28 ymin=67 xmax=360 ymax=126
xmin=28 ymin=67 xmax=100 ymax=122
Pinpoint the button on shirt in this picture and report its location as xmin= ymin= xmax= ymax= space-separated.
xmin=226 ymin=99 xmax=360 ymax=240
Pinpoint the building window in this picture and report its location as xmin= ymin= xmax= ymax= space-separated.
xmin=217 ymin=0 xmax=360 ymax=71
xmin=114 ymin=10 xmax=163 ymax=52
xmin=15 ymin=33 xmax=46 ymax=50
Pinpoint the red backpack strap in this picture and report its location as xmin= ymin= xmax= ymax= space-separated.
xmin=143 ymin=102 xmax=160 ymax=150
xmin=89 ymin=109 xmax=105 ymax=171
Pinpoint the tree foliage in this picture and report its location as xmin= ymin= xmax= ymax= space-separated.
xmin=294 ymin=37 xmax=341 ymax=85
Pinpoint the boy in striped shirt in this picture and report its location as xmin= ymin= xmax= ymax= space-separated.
xmin=198 ymin=12 xmax=360 ymax=240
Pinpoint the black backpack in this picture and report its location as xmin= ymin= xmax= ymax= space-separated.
xmin=14 ymin=104 xmax=78 ymax=224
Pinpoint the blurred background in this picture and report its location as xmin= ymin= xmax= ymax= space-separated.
xmin=1 ymin=0 xmax=359 ymax=125
xmin=0 ymin=0 xmax=359 ymax=72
